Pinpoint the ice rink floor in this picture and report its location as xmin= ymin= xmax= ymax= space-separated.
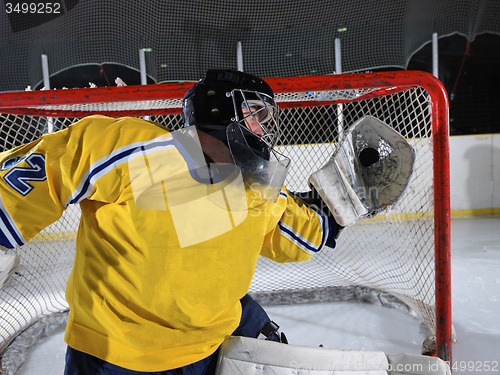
xmin=13 ymin=216 xmax=500 ymax=375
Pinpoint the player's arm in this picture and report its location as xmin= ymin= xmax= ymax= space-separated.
xmin=0 ymin=116 xmax=120 ymax=248
xmin=0 ymin=138 xmax=64 ymax=249
xmin=0 ymin=115 xmax=159 ymax=249
xmin=288 ymin=188 xmax=342 ymax=248
xmin=259 ymin=190 xmax=340 ymax=263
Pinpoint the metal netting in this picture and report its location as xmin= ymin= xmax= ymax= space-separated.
xmin=251 ymin=87 xmax=436 ymax=338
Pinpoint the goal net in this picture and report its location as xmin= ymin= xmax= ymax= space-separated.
xmin=0 ymin=71 xmax=451 ymax=364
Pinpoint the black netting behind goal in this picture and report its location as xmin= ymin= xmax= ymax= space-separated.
xmin=1 ymin=0 xmax=500 ymax=92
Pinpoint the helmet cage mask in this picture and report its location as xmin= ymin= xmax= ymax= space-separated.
xmin=229 ymin=88 xmax=280 ymax=152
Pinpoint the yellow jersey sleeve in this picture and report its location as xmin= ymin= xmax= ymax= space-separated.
xmin=0 ymin=115 xmax=170 ymax=248
xmin=259 ymin=190 xmax=329 ymax=263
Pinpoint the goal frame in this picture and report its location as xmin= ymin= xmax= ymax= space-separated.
xmin=0 ymin=70 xmax=452 ymax=363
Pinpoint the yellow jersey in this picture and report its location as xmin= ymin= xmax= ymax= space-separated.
xmin=0 ymin=116 xmax=329 ymax=371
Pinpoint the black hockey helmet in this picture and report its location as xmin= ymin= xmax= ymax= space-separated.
xmin=182 ymin=69 xmax=290 ymax=202
xmin=182 ymin=69 xmax=279 ymax=161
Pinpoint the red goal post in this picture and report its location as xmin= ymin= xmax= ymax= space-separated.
xmin=0 ymin=71 xmax=451 ymax=363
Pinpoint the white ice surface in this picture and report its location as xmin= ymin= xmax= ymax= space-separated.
xmin=14 ymin=216 xmax=500 ymax=375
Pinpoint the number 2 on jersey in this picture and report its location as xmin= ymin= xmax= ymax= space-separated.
xmin=2 ymin=154 xmax=47 ymax=196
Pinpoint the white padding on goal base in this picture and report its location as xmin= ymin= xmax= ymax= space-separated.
xmin=215 ymin=336 xmax=451 ymax=375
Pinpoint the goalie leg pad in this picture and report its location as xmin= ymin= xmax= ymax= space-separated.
xmin=216 ymin=336 xmax=451 ymax=375
xmin=0 ymin=253 xmax=20 ymax=290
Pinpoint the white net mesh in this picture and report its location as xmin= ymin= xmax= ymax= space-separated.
xmin=0 ymin=75 xmax=447 ymax=359
xmin=250 ymin=87 xmax=436 ymax=338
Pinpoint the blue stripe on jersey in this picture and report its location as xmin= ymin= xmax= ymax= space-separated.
xmin=310 ymin=206 xmax=329 ymax=249
xmin=276 ymin=190 xmax=327 ymax=254
xmin=278 ymin=220 xmax=321 ymax=254
xmin=66 ymin=136 xmax=176 ymax=206
xmin=0 ymin=198 xmax=25 ymax=248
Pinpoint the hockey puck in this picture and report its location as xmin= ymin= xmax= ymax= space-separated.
xmin=359 ymin=147 xmax=380 ymax=167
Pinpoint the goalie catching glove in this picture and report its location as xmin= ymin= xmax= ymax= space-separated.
xmin=308 ymin=115 xmax=416 ymax=228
